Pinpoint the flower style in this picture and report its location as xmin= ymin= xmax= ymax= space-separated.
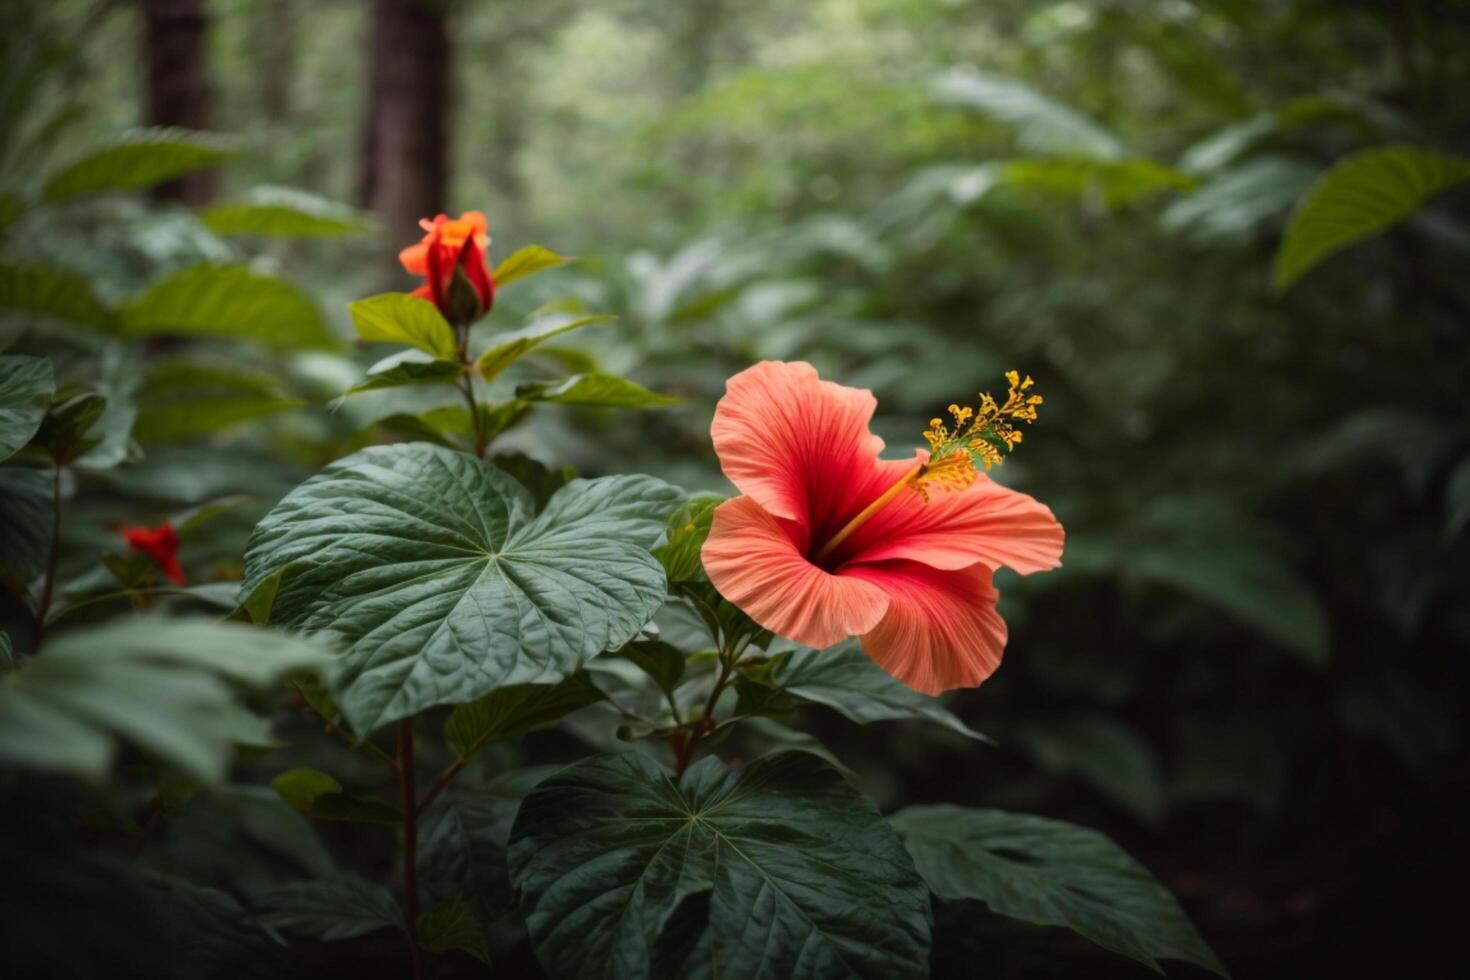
xmin=700 ymin=361 xmax=1063 ymax=695
xmin=122 ymin=522 xmax=185 ymax=585
xmin=398 ymin=210 xmax=495 ymax=324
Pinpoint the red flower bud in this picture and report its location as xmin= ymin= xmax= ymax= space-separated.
xmin=398 ymin=211 xmax=495 ymax=324
xmin=122 ymin=522 xmax=185 ymax=585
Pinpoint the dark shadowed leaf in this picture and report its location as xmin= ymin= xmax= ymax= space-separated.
xmin=241 ymin=442 xmax=678 ymax=733
xmin=0 ymin=355 xmax=53 ymax=460
xmin=445 ymin=671 xmax=605 ymax=762
xmin=254 ymin=875 xmax=402 ymax=941
xmin=271 ymin=767 xmax=401 ymax=825
xmin=0 ymin=466 xmax=51 ymax=582
xmin=489 ymin=451 xmax=576 ymax=511
xmin=418 ymin=898 xmax=491 ymax=965
xmin=509 ymin=751 xmax=932 ymax=980
xmin=0 ymin=261 xmax=114 ymax=331
xmin=892 ymin=805 xmax=1226 ymax=977
xmin=1018 ymin=716 xmax=1165 ymax=824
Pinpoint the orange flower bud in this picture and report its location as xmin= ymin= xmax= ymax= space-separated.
xmin=398 ymin=210 xmax=495 ymax=324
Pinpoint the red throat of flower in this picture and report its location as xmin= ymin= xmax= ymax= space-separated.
xmin=123 ymin=523 xmax=185 ymax=585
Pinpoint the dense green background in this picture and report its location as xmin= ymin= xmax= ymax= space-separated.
xmin=3 ymin=0 xmax=1469 ymax=976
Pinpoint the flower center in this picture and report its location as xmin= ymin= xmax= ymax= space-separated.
xmin=812 ymin=370 xmax=1045 ymax=567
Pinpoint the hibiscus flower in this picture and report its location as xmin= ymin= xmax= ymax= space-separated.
xmin=122 ymin=522 xmax=185 ymax=585
xmin=700 ymin=360 xmax=1063 ymax=695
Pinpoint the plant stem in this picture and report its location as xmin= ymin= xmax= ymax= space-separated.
xmin=29 ymin=462 xmax=64 ymax=654
xmin=416 ymin=757 xmax=467 ymax=816
xmin=673 ymin=643 xmax=738 ymax=779
xmin=397 ymin=719 xmax=424 ymax=980
xmin=455 ymin=320 xmax=487 ymax=459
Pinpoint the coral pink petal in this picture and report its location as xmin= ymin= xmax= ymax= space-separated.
xmin=846 ymin=561 xmax=1008 ymax=695
xmin=840 ymin=451 xmax=1064 ymax=574
xmin=399 ymin=242 xmax=429 ymax=275
xmin=710 ymin=361 xmax=887 ymax=529
xmin=702 ymin=496 xmax=890 ymax=649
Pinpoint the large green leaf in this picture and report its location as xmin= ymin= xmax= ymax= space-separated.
xmin=253 ymin=876 xmax=402 ymax=941
xmin=0 ymin=355 xmax=53 ymax=460
xmin=743 ymin=642 xmax=988 ymax=741
xmin=133 ymin=358 xmax=301 ymax=443
xmin=0 ymin=617 xmax=333 ymax=783
xmin=0 ymin=466 xmax=51 ymax=583
xmin=476 ymin=312 xmax=615 ymax=382
xmin=0 ymin=261 xmax=114 ymax=331
xmin=120 ymin=264 xmax=335 ymax=350
xmin=492 ymin=244 xmax=571 ymax=287
xmin=444 ymin=671 xmax=605 ymax=762
xmin=200 ymin=186 xmax=374 ymax=238
xmin=892 ymin=805 xmax=1226 ymax=977
xmin=348 ymin=292 xmax=459 ymax=360
xmin=509 ymin=752 xmax=932 ymax=980
xmin=420 ymin=786 xmax=523 ymax=927
xmin=42 ymin=128 xmax=231 ymax=203
xmin=240 ymin=442 xmax=678 ymax=733
xmin=1275 ymin=144 xmax=1470 ymax=291
xmin=1161 ymin=156 xmax=1318 ymax=243
xmin=934 ymin=68 xmax=1123 ymax=159
xmin=516 ymin=373 xmax=678 ymax=408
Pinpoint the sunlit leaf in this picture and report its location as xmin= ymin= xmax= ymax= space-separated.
xmin=1275 ymin=144 xmax=1470 ymax=291
xmin=476 ymin=312 xmax=615 ymax=383
xmin=240 ymin=442 xmax=679 ymax=733
xmin=348 ymin=292 xmax=458 ymax=360
xmin=515 ymin=373 xmax=679 ymax=408
xmin=121 ymin=264 xmax=335 ymax=349
xmin=42 ymin=128 xmax=232 ymax=203
xmin=1002 ymin=158 xmax=1196 ymax=206
xmin=492 ymin=244 xmax=571 ymax=287
xmin=935 ymin=68 xmax=1123 ymax=159
xmin=892 ymin=805 xmax=1226 ymax=977
xmin=509 ymin=752 xmax=932 ymax=980
xmin=0 ymin=355 xmax=53 ymax=460
xmin=200 ymin=186 xmax=373 ymax=237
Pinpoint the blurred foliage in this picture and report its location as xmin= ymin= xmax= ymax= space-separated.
xmin=2 ymin=0 xmax=1469 ymax=977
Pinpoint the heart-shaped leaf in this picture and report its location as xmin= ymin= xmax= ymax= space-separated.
xmin=241 ymin=443 xmax=679 ymax=733
xmin=508 ymin=751 xmax=932 ymax=980
xmin=348 ymin=292 xmax=459 ymax=360
xmin=0 ymin=355 xmax=54 ymax=461
xmin=891 ymin=805 xmax=1226 ymax=977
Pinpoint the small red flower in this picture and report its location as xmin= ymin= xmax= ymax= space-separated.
xmin=122 ymin=522 xmax=185 ymax=585
xmin=398 ymin=210 xmax=495 ymax=324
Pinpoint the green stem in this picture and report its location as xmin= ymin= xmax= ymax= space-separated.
xmin=397 ymin=719 xmax=424 ymax=980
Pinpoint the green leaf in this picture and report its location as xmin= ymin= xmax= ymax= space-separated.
xmin=254 ymin=876 xmax=402 ymax=941
xmin=0 ymin=261 xmax=114 ymax=331
xmin=746 ymin=642 xmax=988 ymax=741
xmin=1002 ymin=158 xmax=1196 ymax=206
xmin=1161 ymin=156 xmax=1318 ymax=243
xmin=1275 ymin=144 xmax=1470 ymax=291
xmin=492 ymin=244 xmax=571 ymax=286
xmin=271 ymin=766 xmax=401 ymax=825
xmin=420 ymin=787 xmax=523 ymax=927
xmin=489 ymin=450 xmax=575 ymax=512
xmin=0 ymin=355 xmax=54 ymax=460
xmin=121 ymin=264 xmax=335 ymax=350
xmin=199 ymin=186 xmax=374 ymax=238
xmin=348 ymin=292 xmax=459 ymax=360
xmin=892 ymin=805 xmax=1226 ymax=977
xmin=515 ymin=373 xmax=679 ymax=408
xmin=417 ymin=898 xmax=491 ymax=965
xmin=616 ymin=640 xmax=686 ymax=701
xmin=36 ymin=390 xmax=107 ymax=464
xmin=133 ymin=359 xmax=301 ymax=443
xmin=0 ymin=466 xmax=51 ymax=583
xmin=342 ymin=351 xmax=463 ymax=397
xmin=444 ymin=671 xmax=605 ymax=762
xmin=42 ymin=128 xmax=231 ymax=203
xmin=476 ymin=312 xmax=615 ymax=383
xmin=935 ymin=68 xmax=1123 ymax=159
xmin=509 ymin=752 xmax=932 ymax=980
xmin=1018 ymin=716 xmax=1165 ymax=824
xmin=0 ymin=617 xmax=333 ymax=783
xmin=1446 ymin=458 xmax=1470 ymax=540
xmin=240 ymin=442 xmax=679 ymax=734
xmin=653 ymin=494 xmax=722 ymax=583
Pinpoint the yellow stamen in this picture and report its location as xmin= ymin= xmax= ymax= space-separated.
xmin=815 ymin=462 xmax=924 ymax=565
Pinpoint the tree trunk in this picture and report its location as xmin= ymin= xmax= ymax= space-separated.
xmin=359 ymin=0 xmax=450 ymax=246
xmin=139 ymin=0 xmax=214 ymax=205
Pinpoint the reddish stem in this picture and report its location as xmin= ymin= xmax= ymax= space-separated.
xmin=416 ymin=757 xmax=467 ymax=816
